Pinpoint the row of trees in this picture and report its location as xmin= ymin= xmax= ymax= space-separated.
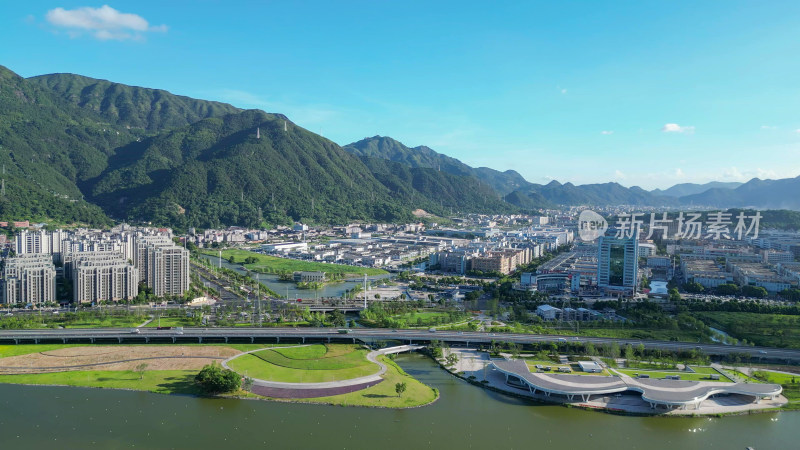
xmin=683 ymin=281 xmax=769 ymax=299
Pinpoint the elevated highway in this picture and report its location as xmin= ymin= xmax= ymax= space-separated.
xmin=1 ymin=328 xmax=799 ymax=362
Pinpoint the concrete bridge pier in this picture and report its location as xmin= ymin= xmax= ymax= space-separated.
xmin=250 ymin=337 xmax=254 ymax=343
xmin=224 ymin=337 xmax=228 ymax=343
xmin=276 ymin=337 xmax=280 ymax=343
xmin=327 ymin=337 xmax=331 ymax=343
xmin=90 ymin=338 xmax=94 ymax=343
xmin=302 ymin=337 xmax=305 ymax=344
xmin=172 ymin=337 xmax=176 ymax=343
xmin=62 ymin=338 xmax=66 ymax=344
xmin=145 ymin=337 xmax=149 ymax=343
xmin=198 ymin=337 xmax=203 ymax=343
xmin=14 ymin=338 xmax=18 ymax=344
xmin=118 ymin=337 xmax=122 ymax=343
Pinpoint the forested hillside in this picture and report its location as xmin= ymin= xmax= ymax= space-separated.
xmin=0 ymin=65 xmax=518 ymax=228
xmin=28 ymin=73 xmax=241 ymax=132
xmin=344 ymin=136 xmax=530 ymax=195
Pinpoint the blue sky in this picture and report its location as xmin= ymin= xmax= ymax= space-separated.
xmin=2 ymin=1 xmax=800 ymax=189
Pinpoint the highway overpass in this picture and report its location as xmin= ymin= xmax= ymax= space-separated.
xmin=1 ymin=327 xmax=800 ymax=363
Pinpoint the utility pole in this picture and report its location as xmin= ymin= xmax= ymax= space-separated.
xmin=363 ymin=273 xmax=368 ymax=309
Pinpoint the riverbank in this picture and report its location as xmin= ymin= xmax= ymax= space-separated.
xmin=0 ymin=343 xmax=437 ymax=409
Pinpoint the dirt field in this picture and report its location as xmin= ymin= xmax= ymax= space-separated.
xmin=0 ymin=346 xmax=242 ymax=374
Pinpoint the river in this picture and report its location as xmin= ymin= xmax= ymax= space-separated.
xmin=198 ymin=254 xmax=391 ymax=299
xmin=0 ymin=354 xmax=794 ymax=449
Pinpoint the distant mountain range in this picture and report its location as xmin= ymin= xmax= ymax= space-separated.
xmin=343 ymin=136 xmax=529 ymax=195
xmin=344 ymin=137 xmax=799 ymax=211
xmin=1 ymin=63 xmax=797 ymax=229
xmin=680 ymin=176 xmax=800 ymax=210
xmin=651 ymin=181 xmax=742 ymax=198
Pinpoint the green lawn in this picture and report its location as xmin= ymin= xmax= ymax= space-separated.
xmin=145 ymin=317 xmax=197 ymax=328
xmin=291 ymin=357 xmax=438 ymax=408
xmin=271 ymin=344 xmax=329 ymax=359
xmin=203 ymin=248 xmax=387 ymax=276
xmin=693 ymin=311 xmax=800 ymax=348
xmin=228 ymin=345 xmax=380 ymax=383
xmin=0 ymin=344 xmax=84 ymax=358
xmin=251 ymin=347 xmax=369 ymax=371
xmin=752 ymin=370 xmax=800 ymax=407
xmin=0 ymin=370 xmax=201 ymax=395
xmin=616 ymin=368 xmax=732 ymax=382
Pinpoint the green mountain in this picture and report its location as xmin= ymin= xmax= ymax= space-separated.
xmin=652 ymin=181 xmax=742 ymax=197
xmin=83 ymin=109 xmax=515 ymax=228
xmin=343 ymin=136 xmax=530 ymax=195
xmin=0 ymin=66 xmax=129 ymax=225
xmin=680 ymin=176 xmax=800 ymax=210
xmin=0 ymin=65 xmax=519 ymax=227
xmin=28 ymin=73 xmax=241 ymax=132
xmin=507 ymin=180 xmax=677 ymax=208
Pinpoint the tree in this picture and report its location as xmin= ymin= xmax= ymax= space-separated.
xmin=195 ymin=362 xmax=241 ymax=394
xmin=242 ymin=376 xmax=254 ymax=392
xmin=228 ymin=255 xmax=236 ymax=264
xmin=715 ymin=283 xmax=740 ymax=296
xmin=395 ymin=382 xmax=407 ymax=397
xmin=668 ymin=288 xmax=681 ymax=302
xmin=741 ymin=285 xmax=768 ymax=299
xmin=330 ymin=309 xmax=346 ymax=327
xmin=624 ymin=344 xmax=634 ymax=362
xmin=684 ymin=282 xmax=705 ymax=294
xmin=446 ymin=353 xmax=460 ymax=367
xmin=134 ymin=363 xmax=148 ymax=380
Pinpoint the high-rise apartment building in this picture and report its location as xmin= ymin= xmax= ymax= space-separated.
xmin=135 ymin=236 xmax=190 ymax=297
xmin=71 ymin=253 xmax=138 ymax=304
xmin=1 ymin=254 xmax=56 ymax=305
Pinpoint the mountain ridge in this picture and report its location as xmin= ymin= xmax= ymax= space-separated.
xmin=343 ymin=135 xmax=530 ymax=195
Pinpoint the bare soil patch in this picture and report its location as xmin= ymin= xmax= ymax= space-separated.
xmin=0 ymin=346 xmax=242 ymax=373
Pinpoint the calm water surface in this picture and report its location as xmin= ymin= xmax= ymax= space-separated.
xmin=0 ymin=354 xmax=794 ymax=449
xmin=198 ymin=254 xmax=389 ymax=299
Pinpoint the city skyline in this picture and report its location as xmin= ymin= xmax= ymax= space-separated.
xmin=2 ymin=2 xmax=800 ymax=189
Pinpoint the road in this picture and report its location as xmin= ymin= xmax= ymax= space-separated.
xmin=1 ymin=327 xmax=799 ymax=362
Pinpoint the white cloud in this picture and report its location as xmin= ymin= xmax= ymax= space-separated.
xmin=45 ymin=5 xmax=167 ymax=41
xmin=662 ymin=123 xmax=695 ymax=134
xmin=613 ymin=170 xmax=626 ymax=180
xmin=600 ymin=130 xmax=613 ymax=135
xmin=760 ymin=125 xmax=778 ymax=130
xmin=721 ymin=166 xmax=783 ymax=181
xmin=674 ymin=168 xmax=685 ymax=178
xmin=795 ymin=129 xmax=800 ymax=134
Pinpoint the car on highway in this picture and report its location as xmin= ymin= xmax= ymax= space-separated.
xmin=130 ymin=328 xmax=140 ymax=334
